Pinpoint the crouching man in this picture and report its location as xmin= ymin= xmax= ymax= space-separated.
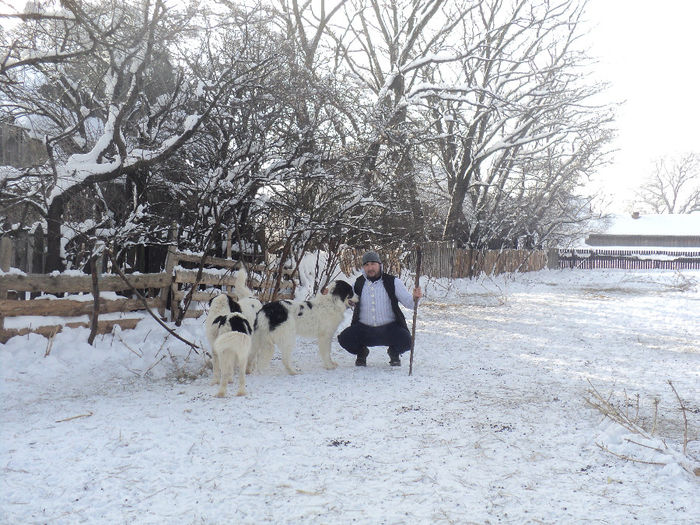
xmin=338 ymin=251 xmax=422 ymax=367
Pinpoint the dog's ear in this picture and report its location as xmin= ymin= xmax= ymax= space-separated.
xmin=227 ymin=295 xmax=242 ymax=313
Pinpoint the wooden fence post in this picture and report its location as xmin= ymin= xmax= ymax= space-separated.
xmin=88 ymin=254 xmax=101 ymax=345
xmin=160 ymin=245 xmax=177 ymax=320
xmin=0 ymin=236 xmax=12 ymax=330
xmin=0 ymin=237 xmax=12 ymax=272
xmin=157 ymin=222 xmax=179 ymax=319
xmin=33 ymin=225 xmax=45 ymax=274
xmin=25 ymin=231 xmax=34 ymax=274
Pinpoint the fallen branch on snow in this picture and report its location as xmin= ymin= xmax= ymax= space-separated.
xmin=56 ymin=411 xmax=93 ymax=423
xmin=585 ymin=380 xmax=699 ymax=477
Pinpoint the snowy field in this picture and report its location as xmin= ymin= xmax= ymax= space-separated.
xmin=1 ymin=269 xmax=699 ymax=524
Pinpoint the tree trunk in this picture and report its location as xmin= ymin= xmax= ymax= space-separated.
xmin=395 ymin=146 xmax=424 ymax=242
xmin=46 ymin=195 xmax=65 ymax=272
xmin=442 ymin=177 xmax=469 ymax=243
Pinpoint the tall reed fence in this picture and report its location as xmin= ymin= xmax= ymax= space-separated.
xmin=0 ymin=241 xmax=296 ymax=342
xmin=341 ymin=244 xmax=551 ymax=278
xmin=417 ymin=244 xmax=549 ymax=278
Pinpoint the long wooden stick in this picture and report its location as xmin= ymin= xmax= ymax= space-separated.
xmin=409 ymin=245 xmax=422 ymax=376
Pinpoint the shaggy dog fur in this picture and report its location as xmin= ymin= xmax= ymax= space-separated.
xmin=251 ymin=280 xmax=358 ymax=374
xmin=204 ymin=268 xmax=262 ymax=396
xmin=210 ymin=312 xmax=252 ymax=397
xmin=205 ymin=294 xmax=243 ymax=352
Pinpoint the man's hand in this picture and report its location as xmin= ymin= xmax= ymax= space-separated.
xmin=413 ymin=286 xmax=422 ymax=300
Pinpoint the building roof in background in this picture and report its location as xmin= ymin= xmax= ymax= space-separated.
xmin=581 ymin=213 xmax=700 ymax=250
xmin=601 ymin=213 xmax=700 ymax=236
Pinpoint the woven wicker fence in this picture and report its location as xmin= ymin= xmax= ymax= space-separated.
xmin=341 ymin=244 xmax=549 ymax=278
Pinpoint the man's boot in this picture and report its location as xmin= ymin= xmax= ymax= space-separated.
xmin=387 ymin=347 xmax=401 ymax=366
xmin=355 ymin=346 xmax=369 ymax=366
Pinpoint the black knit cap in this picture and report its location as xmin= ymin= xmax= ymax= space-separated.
xmin=361 ymin=251 xmax=381 ymax=265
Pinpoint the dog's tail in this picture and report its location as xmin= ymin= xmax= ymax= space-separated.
xmin=233 ymin=267 xmax=254 ymax=299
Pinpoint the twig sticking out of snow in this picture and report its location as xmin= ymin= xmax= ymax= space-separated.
xmin=670 ymin=271 xmax=697 ymax=292
xmin=43 ymin=327 xmax=58 ymax=357
xmin=667 ymin=380 xmax=689 ymax=456
xmin=117 ymin=333 xmax=143 ymax=358
xmin=585 ymin=380 xmax=699 ymax=477
xmin=144 ymin=355 xmax=166 ymax=375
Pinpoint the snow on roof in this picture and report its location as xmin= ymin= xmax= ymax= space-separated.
xmin=596 ymin=213 xmax=700 ymax=237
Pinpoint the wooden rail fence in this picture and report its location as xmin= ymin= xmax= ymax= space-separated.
xmin=0 ymin=245 xmax=297 ymax=342
xmin=420 ymin=245 xmax=549 ymax=278
xmin=163 ymin=247 xmax=295 ymax=320
xmin=6 ymin=240 xmax=696 ymax=343
xmin=0 ymin=271 xmax=168 ymax=342
xmin=344 ymin=244 xmax=700 ymax=276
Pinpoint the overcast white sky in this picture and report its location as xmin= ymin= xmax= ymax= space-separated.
xmin=584 ymin=0 xmax=700 ymax=212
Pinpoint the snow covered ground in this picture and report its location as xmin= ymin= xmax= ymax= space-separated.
xmin=1 ymin=269 xmax=698 ymax=524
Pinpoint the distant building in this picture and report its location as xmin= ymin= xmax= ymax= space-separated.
xmin=555 ymin=213 xmax=700 ymax=269
xmin=585 ymin=213 xmax=700 ymax=249
xmin=0 ymin=122 xmax=47 ymax=168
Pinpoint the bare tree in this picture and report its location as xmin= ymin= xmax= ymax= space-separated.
xmin=1 ymin=0 xmax=618 ymax=273
xmin=257 ymin=1 xmax=389 ymax=252
xmin=425 ymin=0 xmax=614 ymax=247
xmin=280 ymin=0 xmax=614 ymax=248
xmin=326 ymin=0 xmax=475 ymax=243
xmin=633 ymin=153 xmax=700 ymax=214
xmin=0 ymin=0 xmax=259 ymax=270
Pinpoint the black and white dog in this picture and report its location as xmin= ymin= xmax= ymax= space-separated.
xmin=251 ymin=280 xmax=358 ymax=374
xmin=205 ymin=269 xmax=262 ymax=396
xmin=209 ymin=310 xmax=252 ymax=397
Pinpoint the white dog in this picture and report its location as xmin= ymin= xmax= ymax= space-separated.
xmin=251 ymin=280 xmax=358 ymax=374
xmin=205 ymin=268 xmax=261 ymax=353
xmin=204 ymin=268 xmax=262 ymax=396
xmin=210 ymin=312 xmax=252 ymax=397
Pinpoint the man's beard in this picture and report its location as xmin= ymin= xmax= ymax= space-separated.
xmin=367 ymin=271 xmax=382 ymax=282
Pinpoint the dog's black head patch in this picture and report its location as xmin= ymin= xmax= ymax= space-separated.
xmin=227 ymin=315 xmax=252 ymax=335
xmin=208 ymin=294 xmax=242 ymax=315
xmin=331 ymin=280 xmax=354 ymax=302
xmin=258 ymin=301 xmax=289 ymax=331
xmin=213 ymin=315 xmax=228 ymax=328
